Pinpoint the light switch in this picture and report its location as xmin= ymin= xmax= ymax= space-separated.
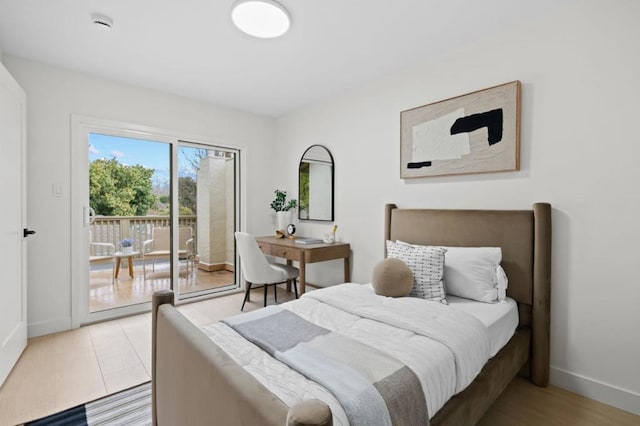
xmin=52 ymin=183 xmax=63 ymax=197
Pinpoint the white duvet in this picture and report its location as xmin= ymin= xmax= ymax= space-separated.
xmin=201 ymin=284 xmax=490 ymax=425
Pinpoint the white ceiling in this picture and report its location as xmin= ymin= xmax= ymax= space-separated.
xmin=0 ymin=0 xmax=571 ymax=117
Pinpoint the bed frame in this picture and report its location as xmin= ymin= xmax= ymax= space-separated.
xmin=152 ymin=203 xmax=551 ymax=425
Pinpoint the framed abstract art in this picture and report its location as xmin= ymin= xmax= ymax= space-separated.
xmin=400 ymin=81 xmax=520 ymax=178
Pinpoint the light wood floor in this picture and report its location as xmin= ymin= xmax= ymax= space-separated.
xmin=479 ymin=377 xmax=639 ymax=426
xmin=1 ymin=287 xmax=638 ymax=426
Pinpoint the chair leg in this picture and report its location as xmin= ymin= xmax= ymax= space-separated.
xmin=274 ymin=283 xmax=278 ymax=304
xmin=293 ymin=279 xmax=298 ymax=299
xmin=143 ymin=258 xmax=146 ymax=281
xmin=263 ymin=284 xmax=268 ymax=307
xmin=241 ymin=282 xmax=252 ymax=311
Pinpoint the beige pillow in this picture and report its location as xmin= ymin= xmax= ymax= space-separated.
xmin=287 ymin=399 xmax=333 ymax=426
xmin=371 ymin=258 xmax=414 ymax=297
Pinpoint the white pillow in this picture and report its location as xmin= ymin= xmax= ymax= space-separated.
xmin=496 ymin=265 xmax=508 ymax=302
xmin=386 ymin=240 xmax=448 ymax=304
xmin=443 ymin=246 xmax=502 ymax=303
xmin=397 ymin=241 xmax=507 ymax=303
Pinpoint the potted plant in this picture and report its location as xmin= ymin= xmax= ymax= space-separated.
xmin=270 ymin=190 xmax=297 ymax=232
xmin=120 ymin=238 xmax=134 ymax=254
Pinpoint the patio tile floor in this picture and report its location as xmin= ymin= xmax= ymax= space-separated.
xmin=90 ymin=261 xmax=235 ymax=312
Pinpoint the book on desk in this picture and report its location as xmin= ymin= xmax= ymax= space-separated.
xmin=294 ymin=237 xmax=324 ymax=244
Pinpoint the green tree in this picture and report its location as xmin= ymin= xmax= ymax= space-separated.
xmin=179 ymin=176 xmax=197 ymax=214
xmin=90 ymin=158 xmax=156 ymax=216
xmin=298 ymin=163 xmax=309 ymax=212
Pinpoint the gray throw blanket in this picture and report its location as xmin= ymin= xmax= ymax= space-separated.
xmin=223 ymin=306 xmax=428 ymax=426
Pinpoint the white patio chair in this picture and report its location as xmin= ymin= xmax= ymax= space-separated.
xmin=89 ymin=232 xmax=116 ymax=284
xmin=142 ymin=226 xmax=195 ymax=280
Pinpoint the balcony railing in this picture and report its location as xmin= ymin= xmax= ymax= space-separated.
xmin=91 ymin=215 xmax=197 ymax=256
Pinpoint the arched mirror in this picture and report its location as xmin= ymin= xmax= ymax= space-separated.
xmin=298 ymin=145 xmax=334 ymax=221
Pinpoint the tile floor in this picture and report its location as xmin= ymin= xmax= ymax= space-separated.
xmin=90 ymin=261 xmax=235 ymax=312
xmin=0 ymin=285 xmax=294 ymax=426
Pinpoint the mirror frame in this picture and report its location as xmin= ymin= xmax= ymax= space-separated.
xmin=298 ymin=144 xmax=334 ymax=222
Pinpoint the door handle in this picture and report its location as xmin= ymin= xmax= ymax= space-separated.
xmin=23 ymin=228 xmax=36 ymax=238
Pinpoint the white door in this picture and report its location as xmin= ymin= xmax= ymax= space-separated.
xmin=0 ymin=63 xmax=28 ymax=387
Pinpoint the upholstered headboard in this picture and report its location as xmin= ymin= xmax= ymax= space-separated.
xmin=384 ymin=203 xmax=551 ymax=386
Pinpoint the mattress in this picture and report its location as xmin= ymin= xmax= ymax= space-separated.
xmin=447 ymin=296 xmax=519 ymax=357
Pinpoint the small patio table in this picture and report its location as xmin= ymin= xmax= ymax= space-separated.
xmin=114 ymin=251 xmax=140 ymax=279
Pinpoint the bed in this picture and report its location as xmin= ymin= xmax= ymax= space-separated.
xmin=151 ymin=202 xmax=551 ymax=425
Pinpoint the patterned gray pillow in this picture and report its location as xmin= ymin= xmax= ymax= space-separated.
xmin=386 ymin=240 xmax=448 ymax=304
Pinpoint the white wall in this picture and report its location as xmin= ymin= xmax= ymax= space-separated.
xmin=3 ymin=55 xmax=277 ymax=337
xmin=276 ymin=0 xmax=640 ymax=415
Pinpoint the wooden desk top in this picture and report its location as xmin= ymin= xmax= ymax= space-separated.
xmin=256 ymin=236 xmax=349 ymax=249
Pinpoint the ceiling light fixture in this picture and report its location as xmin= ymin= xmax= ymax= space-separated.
xmin=231 ymin=0 xmax=290 ymax=39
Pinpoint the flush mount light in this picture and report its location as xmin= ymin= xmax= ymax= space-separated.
xmin=231 ymin=0 xmax=291 ymax=39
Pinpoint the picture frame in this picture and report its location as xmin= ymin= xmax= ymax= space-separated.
xmin=400 ymin=81 xmax=520 ymax=178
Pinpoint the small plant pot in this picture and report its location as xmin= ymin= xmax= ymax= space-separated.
xmin=122 ymin=246 xmax=133 ymax=255
xmin=275 ymin=211 xmax=292 ymax=233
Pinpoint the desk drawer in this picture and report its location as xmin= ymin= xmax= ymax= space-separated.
xmin=257 ymin=242 xmax=271 ymax=254
xmin=271 ymin=246 xmax=301 ymax=261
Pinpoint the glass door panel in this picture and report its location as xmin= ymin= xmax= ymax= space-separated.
xmin=177 ymin=145 xmax=238 ymax=297
xmin=88 ymin=133 xmax=171 ymax=312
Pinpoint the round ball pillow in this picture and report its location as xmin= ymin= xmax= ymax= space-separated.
xmin=371 ymin=258 xmax=414 ymax=297
xmin=287 ymin=399 xmax=333 ymax=426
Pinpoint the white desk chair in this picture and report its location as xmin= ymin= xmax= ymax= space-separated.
xmin=235 ymin=232 xmax=298 ymax=311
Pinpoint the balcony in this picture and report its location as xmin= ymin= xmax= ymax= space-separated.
xmin=89 ymin=215 xmax=235 ymax=312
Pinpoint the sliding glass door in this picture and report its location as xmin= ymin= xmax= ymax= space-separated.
xmin=177 ymin=143 xmax=238 ymax=298
xmin=71 ymin=117 xmax=241 ymax=324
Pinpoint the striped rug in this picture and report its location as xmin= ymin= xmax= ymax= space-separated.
xmin=26 ymin=382 xmax=151 ymax=426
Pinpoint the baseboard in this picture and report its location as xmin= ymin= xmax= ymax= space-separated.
xmin=196 ymin=262 xmax=234 ymax=272
xmin=550 ymin=366 xmax=640 ymax=416
xmin=27 ymin=317 xmax=72 ymax=338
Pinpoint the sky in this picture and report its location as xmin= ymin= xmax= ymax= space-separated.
xmin=88 ymin=133 xmax=203 ymax=186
